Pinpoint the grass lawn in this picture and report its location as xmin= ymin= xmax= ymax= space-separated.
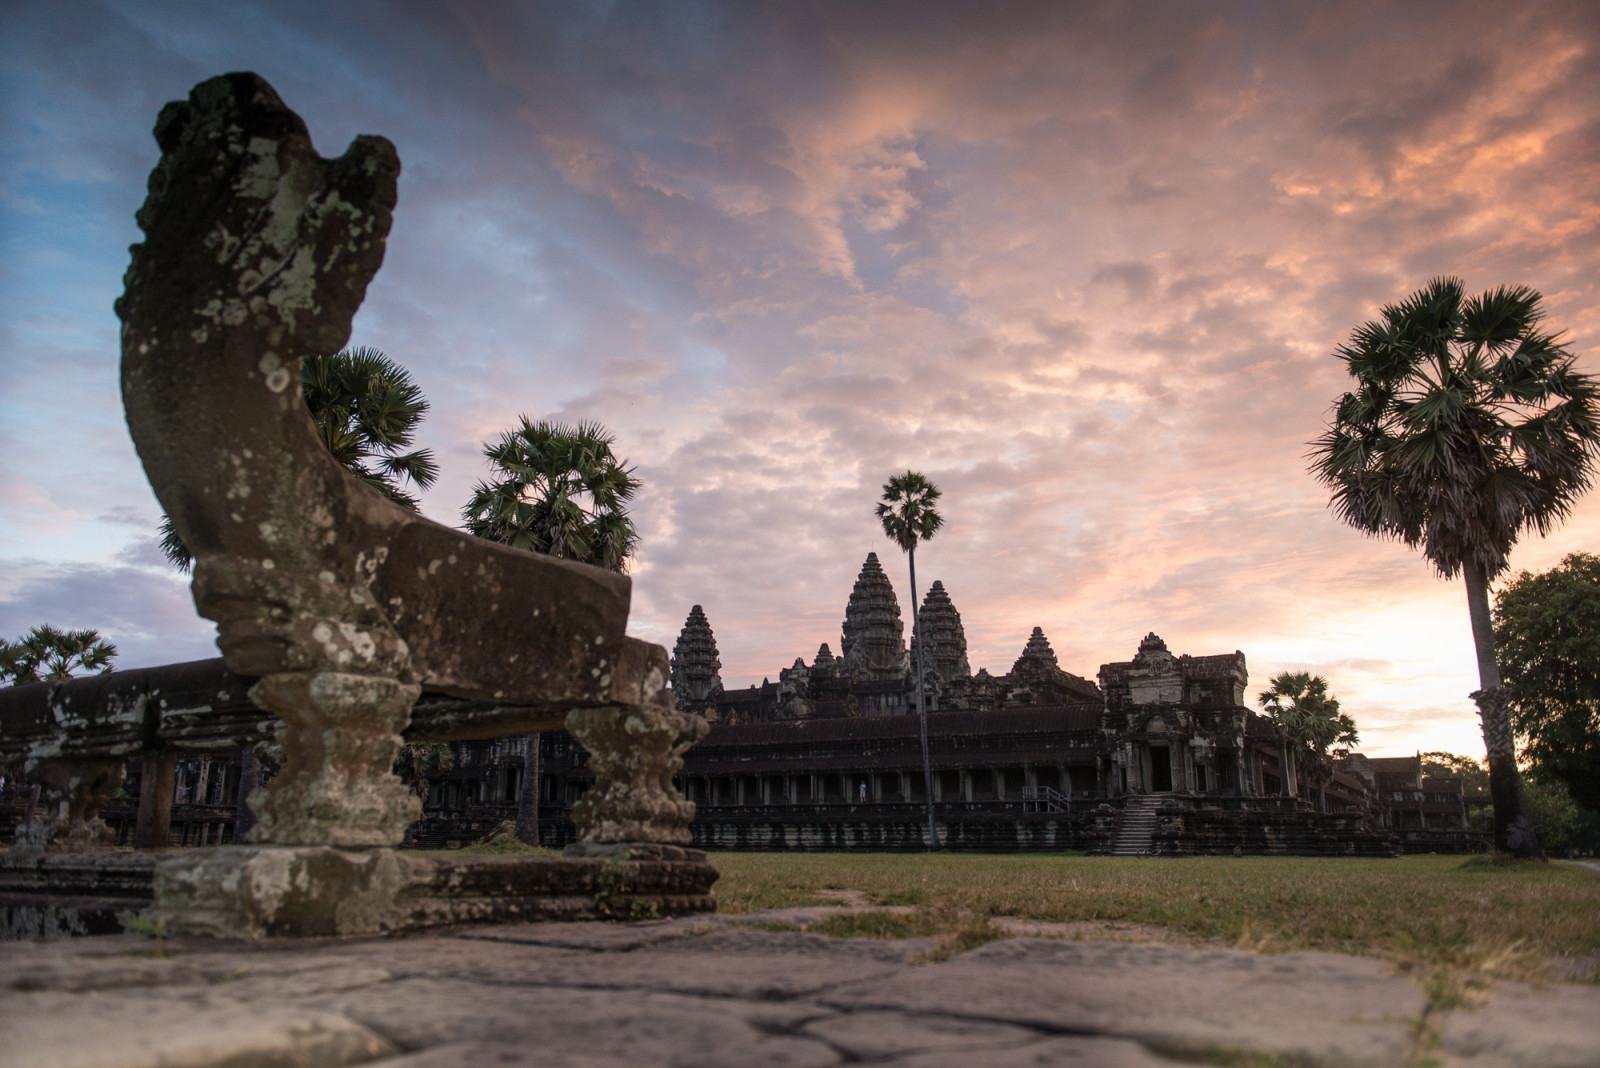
xmin=709 ymin=852 xmax=1600 ymax=996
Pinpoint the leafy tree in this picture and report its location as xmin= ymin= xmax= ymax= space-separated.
xmin=462 ymin=418 xmax=639 ymax=572
xmin=1523 ymin=774 xmax=1582 ymax=854
xmin=1492 ymin=552 xmax=1600 ymax=812
xmin=1420 ymin=750 xmax=1492 ymax=833
xmin=161 ymin=346 xmax=439 ymax=571
xmin=1309 ymin=277 xmax=1600 ymax=858
xmin=393 ymin=741 xmax=455 ymax=802
xmin=877 ymin=470 xmax=944 ymax=850
xmin=1258 ymin=671 xmax=1358 ymax=811
xmin=0 ymin=625 xmax=118 ymax=686
xmin=1419 ymin=751 xmax=1488 ymax=794
xmin=464 ymin=418 xmax=640 ymax=845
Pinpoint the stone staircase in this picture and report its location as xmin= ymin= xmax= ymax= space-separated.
xmin=1110 ymin=795 xmax=1162 ymax=856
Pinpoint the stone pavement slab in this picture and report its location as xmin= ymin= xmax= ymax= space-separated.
xmin=1435 ymin=979 xmax=1600 ymax=1068
xmin=319 ymin=980 xmax=839 ymax=1068
xmin=1 ymin=988 xmax=396 ymax=1067
xmin=817 ymin=937 xmax=1428 ymax=1067
xmin=797 ymin=1007 xmax=1043 ymax=1060
xmin=448 ymin=901 xmax=914 ymax=952
xmin=5 ymin=921 xmax=1599 ymax=1066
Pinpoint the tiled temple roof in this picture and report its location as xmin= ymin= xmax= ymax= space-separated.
xmin=699 ymin=703 xmax=1104 ymax=749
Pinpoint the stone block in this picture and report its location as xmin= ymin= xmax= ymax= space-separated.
xmin=818 ymin=938 xmax=1425 ymax=1067
xmin=0 ymin=989 xmax=395 ymax=1068
xmin=1435 ymin=979 xmax=1600 ymax=1068
xmin=152 ymin=846 xmax=716 ymax=938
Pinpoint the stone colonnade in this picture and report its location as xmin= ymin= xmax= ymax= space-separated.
xmin=681 ymin=763 xmax=1086 ymax=806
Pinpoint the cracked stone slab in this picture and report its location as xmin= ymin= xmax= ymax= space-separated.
xmin=9 ymin=923 xmax=1594 ymax=1067
xmin=393 ymin=927 xmax=930 ymax=1000
xmin=451 ymin=916 xmax=720 ymax=951
xmin=1435 ymin=979 xmax=1600 ymax=1067
xmin=0 ymin=942 xmax=206 ymax=993
xmin=798 ymin=1009 xmax=1046 ymax=1059
xmin=313 ymin=978 xmax=841 ymax=1067
xmin=368 ymin=1043 xmax=642 ymax=1067
xmin=371 ymin=1029 xmax=1185 ymax=1067
xmin=0 ymin=988 xmax=395 ymax=1067
xmin=818 ymin=937 xmax=1425 ymax=1067
xmin=449 ymin=905 xmax=921 ymax=952
xmin=888 ymin=1034 xmax=1189 ymax=1066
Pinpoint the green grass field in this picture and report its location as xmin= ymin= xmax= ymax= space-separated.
xmin=709 ymin=852 xmax=1600 ymax=994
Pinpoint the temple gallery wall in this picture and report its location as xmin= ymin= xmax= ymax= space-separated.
xmin=15 ymin=551 xmax=1480 ymax=860
xmin=414 ymin=551 xmax=1481 ymax=856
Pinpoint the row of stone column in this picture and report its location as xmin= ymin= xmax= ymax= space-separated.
xmin=682 ymin=765 xmax=1084 ymax=807
xmin=131 ymin=749 xmax=257 ymax=849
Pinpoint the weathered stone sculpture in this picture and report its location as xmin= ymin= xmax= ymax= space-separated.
xmin=11 ymin=759 xmax=125 ymax=855
xmin=670 ymin=604 xmax=724 ymax=712
xmin=101 ymin=71 xmax=710 ymax=934
xmin=840 ymin=552 xmax=909 ymax=682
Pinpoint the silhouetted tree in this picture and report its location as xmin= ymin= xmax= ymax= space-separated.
xmin=878 ymin=470 xmax=944 ymax=850
xmin=465 ymin=417 xmax=640 ymax=845
xmin=1310 ymin=277 xmax=1600 ymax=857
xmin=0 ymin=625 xmax=117 ymax=686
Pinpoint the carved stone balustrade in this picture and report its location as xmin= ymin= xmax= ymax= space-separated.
xmin=1 ymin=71 xmax=712 ymax=938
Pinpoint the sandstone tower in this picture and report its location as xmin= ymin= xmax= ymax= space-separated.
xmin=670 ymin=604 xmax=723 ymax=712
xmin=1004 ymin=626 xmax=1101 ymax=705
xmin=911 ymin=580 xmax=971 ymax=687
xmin=840 ymin=552 xmax=909 ymax=683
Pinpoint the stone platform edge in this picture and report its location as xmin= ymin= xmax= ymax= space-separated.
xmin=2 ymin=847 xmax=718 ymax=940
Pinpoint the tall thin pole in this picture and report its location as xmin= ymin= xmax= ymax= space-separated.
xmin=909 ymin=547 xmax=940 ymax=850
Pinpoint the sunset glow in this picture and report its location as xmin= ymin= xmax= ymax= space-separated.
xmin=2 ymin=2 xmax=1597 ymax=759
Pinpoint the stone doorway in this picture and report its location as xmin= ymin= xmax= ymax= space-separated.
xmin=1149 ymin=745 xmax=1173 ymax=792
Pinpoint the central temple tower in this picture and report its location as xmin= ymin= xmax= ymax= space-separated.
xmin=840 ymin=552 xmax=909 ymax=683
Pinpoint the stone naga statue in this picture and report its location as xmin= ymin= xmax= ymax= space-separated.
xmin=116 ymin=72 xmax=704 ymax=855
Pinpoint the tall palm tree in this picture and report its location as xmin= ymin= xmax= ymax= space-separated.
xmin=0 ymin=625 xmax=117 ymax=686
xmin=462 ymin=418 xmax=640 ymax=572
xmin=464 ymin=417 xmax=640 ymax=846
xmin=1310 ymin=276 xmax=1600 ymax=857
xmin=1258 ymin=671 xmax=1358 ymax=812
xmin=877 ymin=470 xmax=944 ymax=850
xmin=160 ymin=346 xmax=439 ymax=571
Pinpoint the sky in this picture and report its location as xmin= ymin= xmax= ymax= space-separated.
xmin=3 ymin=1 xmax=1598 ymax=758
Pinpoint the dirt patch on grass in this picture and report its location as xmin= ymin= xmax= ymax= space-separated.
xmin=989 ymin=916 xmax=1222 ymax=946
xmin=813 ymin=888 xmax=877 ymax=908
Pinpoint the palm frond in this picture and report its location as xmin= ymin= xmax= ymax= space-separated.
xmin=463 ymin=417 xmax=639 ymax=572
xmin=1309 ymin=278 xmax=1600 ymax=580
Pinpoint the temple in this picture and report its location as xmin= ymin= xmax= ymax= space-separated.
xmin=411 ymin=552 xmax=1481 ymax=856
xmin=2 ymin=551 xmax=1487 ymax=860
xmin=677 ymin=553 xmax=1101 ymax=725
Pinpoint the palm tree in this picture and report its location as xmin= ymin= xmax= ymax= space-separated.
xmin=1310 ymin=276 xmax=1600 ymax=857
xmin=877 ymin=470 xmax=944 ymax=850
xmin=0 ymin=625 xmax=118 ymax=686
xmin=160 ymin=346 xmax=439 ymax=571
xmin=464 ymin=418 xmax=640 ymax=845
xmin=462 ymin=418 xmax=640 ymax=572
xmin=1258 ymin=671 xmax=1358 ymax=812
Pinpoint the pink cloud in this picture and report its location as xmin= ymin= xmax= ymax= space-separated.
xmin=3 ymin=2 xmax=1597 ymax=758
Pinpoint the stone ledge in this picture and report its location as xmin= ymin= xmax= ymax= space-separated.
xmin=153 ymin=846 xmax=718 ymax=938
xmin=0 ymin=853 xmax=160 ymax=940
